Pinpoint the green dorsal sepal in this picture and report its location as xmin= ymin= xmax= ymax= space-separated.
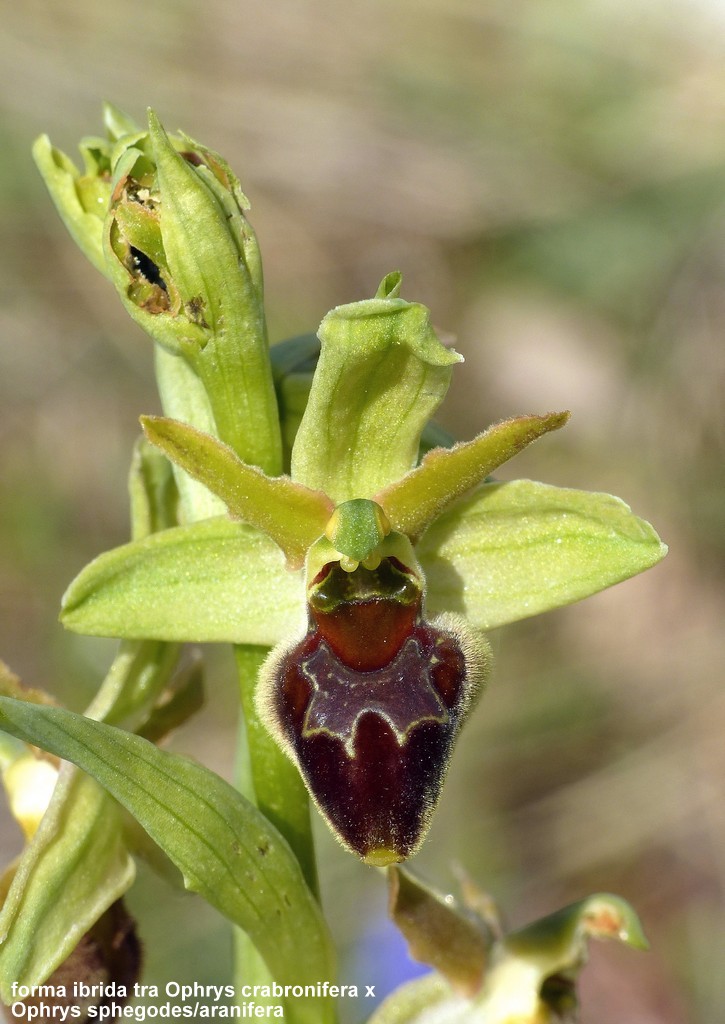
xmin=291 ymin=274 xmax=461 ymax=502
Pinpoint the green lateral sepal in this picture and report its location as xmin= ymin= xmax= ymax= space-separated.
xmin=60 ymin=517 xmax=305 ymax=645
xmin=419 ymin=478 xmax=668 ymax=629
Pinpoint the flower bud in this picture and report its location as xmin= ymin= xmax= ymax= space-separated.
xmin=103 ymin=111 xmax=282 ymax=471
xmin=35 ymin=106 xmax=282 ymax=474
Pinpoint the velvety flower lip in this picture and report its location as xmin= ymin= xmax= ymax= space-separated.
xmin=254 ymin=539 xmax=490 ymax=864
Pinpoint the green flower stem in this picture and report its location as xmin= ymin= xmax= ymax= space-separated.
xmin=232 ymin=653 xmax=278 ymax=1004
xmin=234 ymin=646 xmax=319 ymax=899
xmin=231 ymin=658 xmax=291 ymax=1012
xmin=232 ymin=671 xmax=325 ymax=1009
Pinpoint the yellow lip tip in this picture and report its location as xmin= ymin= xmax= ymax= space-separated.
xmin=363 ymin=848 xmax=401 ymax=868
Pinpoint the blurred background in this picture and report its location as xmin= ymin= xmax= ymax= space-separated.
xmin=1 ymin=0 xmax=724 ymax=1021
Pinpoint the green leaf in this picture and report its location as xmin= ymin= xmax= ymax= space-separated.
xmin=0 ymin=435 xmax=180 ymax=1000
xmin=0 ymin=766 xmax=135 ymax=1001
xmin=142 ymin=416 xmax=333 ymax=568
xmin=376 ymin=412 xmax=569 ymax=540
xmin=60 ymin=516 xmax=305 ymax=644
xmin=0 ymin=698 xmax=336 ymax=1024
xmin=291 ymin=274 xmax=461 ymax=501
xmin=0 ymin=639 xmax=177 ymax=998
xmin=420 ymin=479 xmax=667 ymax=629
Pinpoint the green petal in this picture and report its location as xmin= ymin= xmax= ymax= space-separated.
xmin=0 ymin=699 xmax=336 ymax=1024
xmin=32 ymin=135 xmax=108 ymax=275
xmin=0 ymin=766 xmax=135 ymax=1001
xmin=420 ymin=479 xmax=667 ymax=629
xmin=377 ymin=412 xmax=569 ymax=540
xmin=234 ymin=647 xmax=318 ymax=897
xmin=291 ymin=273 xmax=461 ymax=501
xmin=102 ymin=101 xmax=141 ymax=141
xmin=60 ymin=517 xmax=305 ymax=644
xmin=142 ymin=415 xmax=333 ymax=568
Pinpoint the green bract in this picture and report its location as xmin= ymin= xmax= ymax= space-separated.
xmin=1 ymin=105 xmax=669 ymax=1021
xmin=33 ymin=104 xmax=283 ymax=489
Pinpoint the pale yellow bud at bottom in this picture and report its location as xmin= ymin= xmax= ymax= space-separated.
xmin=4 ymin=756 xmax=59 ymax=840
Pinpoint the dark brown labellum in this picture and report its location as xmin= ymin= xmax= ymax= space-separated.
xmin=258 ymin=557 xmax=487 ymax=864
